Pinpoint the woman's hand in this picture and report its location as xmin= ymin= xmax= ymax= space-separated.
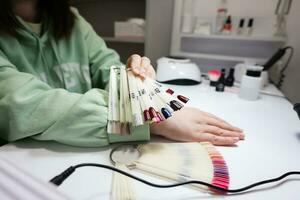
xmin=126 ymin=55 xmax=244 ymax=146
xmin=126 ymin=54 xmax=156 ymax=79
xmin=150 ymin=107 xmax=245 ymax=146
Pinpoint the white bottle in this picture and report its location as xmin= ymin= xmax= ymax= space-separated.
xmin=215 ymin=0 xmax=228 ymax=34
xmin=239 ymin=67 xmax=263 ymax=101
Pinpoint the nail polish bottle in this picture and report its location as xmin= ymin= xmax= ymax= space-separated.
xmin=216 ymin=69 xmax=226 ymax=92
xmin=236 ymin=18 xmax=245 ymax=35
xmin=225 ymin=68 xmax=235 ymax=87
xmin=222 ymin=15 xmax=232 ymax=35
xmin=247 ymin=18 xmax=254 ymax=36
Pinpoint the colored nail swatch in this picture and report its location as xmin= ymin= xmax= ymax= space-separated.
xmin=166 ymin=89 xmax=174 ymax=95
xmin=143 ymin=110 xmax=151 ymax=122
xmin=177 ymin=95 xmax=189 ymax=103
xmin=149 ymin=107 xmax=159 ymax=122
xmin=170 ymin=100 xmax=183 ymax=111
xmin=161 ymin=108 xmax=172 ymax=119
xmin=202 ymin=143 xmax=230 ymax=191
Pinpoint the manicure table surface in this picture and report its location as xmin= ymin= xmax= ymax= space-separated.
xmin=0 ymin=82 xmax=300 ymax=200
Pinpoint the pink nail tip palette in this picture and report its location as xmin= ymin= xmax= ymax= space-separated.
xmin=204 ymin=144 xmax=230 ymax=191
xmin=136 ymin=142 xmax=230 ymax=192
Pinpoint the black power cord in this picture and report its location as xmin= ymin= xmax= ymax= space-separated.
xmin=264 ymin=46 xmax=294 ymax=89
xmin=277 ymin=46 xmax=294 ymax=88
xmin=49 ymin=163 xmax=300 ymax=193
xmin=294 ymin=103 xmax=300 ymax=120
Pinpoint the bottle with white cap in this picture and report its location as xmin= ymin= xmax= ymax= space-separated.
xmin=239 ymin=66 xmax=263 ymax=101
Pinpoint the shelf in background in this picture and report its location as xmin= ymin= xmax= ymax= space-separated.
xmin=175 ymin=51 xmax=267 ymax=63
xmin=180 ymin=33 xmax=287 ymax=42
xmin=102 ymin=36 xmax=145 ymax=44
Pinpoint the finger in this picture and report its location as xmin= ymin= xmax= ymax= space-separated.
xmin=210 ymin=135 xmax=240 ymax=146
xmin=201 ymin=125 xmax=244 ymax=139
xmin=127 ymin=54 xmax=141 ymax=75
xmin=141 ymin=57 xmax=151 ymax=68
xmin=143 ymin=64 xmax=156 ymax=79
xmin=203 ymin=112 xmax=243 ymax=132
xmin=205 ymin=116 xmax=243 ymax=133
xmin=140 ymin=57 xmax=151 ymax=78
xmin=203 ymin=111 xmax=228 ymax=123
xmin=194 ymin=132 xmax=239 ymax=146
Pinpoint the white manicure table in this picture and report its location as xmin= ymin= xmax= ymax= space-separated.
xmin=0 ymin=81 xmax=300 ymax=200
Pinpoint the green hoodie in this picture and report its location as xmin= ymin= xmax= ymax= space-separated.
xmin=0 ymin=9 xmax=149 ymax=147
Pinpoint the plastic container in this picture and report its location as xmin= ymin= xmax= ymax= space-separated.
xmin=239 ymin=67 xmax=263 ymax=101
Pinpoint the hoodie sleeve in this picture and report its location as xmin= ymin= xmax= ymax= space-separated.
xmin=0 ymin=20 xmax=150 ymax=147
xmin=75 ymin=10 xmax=122 ymax=90
xmin=0 ymin=50 xmax=110 ymax=147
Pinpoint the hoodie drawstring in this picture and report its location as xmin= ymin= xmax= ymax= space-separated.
xmin=50 ymin=39 xmax=67 ymax=88
xmin=35 ymin=36 xmax=52 ymax=85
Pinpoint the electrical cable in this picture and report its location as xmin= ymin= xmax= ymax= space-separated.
xmin=49 ymin=163 xmax=300 ymax=194
xmin=263 ymin=46 xmax=294 ymax=89
xmin=277 ymin=46 xmax=294 ymax=88
xmin=294 ymin=103 xmax=300 ymax=119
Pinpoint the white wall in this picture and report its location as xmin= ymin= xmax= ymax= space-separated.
xmin=145 ymin=0 xmax=174 ymax=65
xmin=281 ymin=0 xmax=300 ymax=103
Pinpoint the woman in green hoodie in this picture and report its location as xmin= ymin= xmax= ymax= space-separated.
xmin=0 ymin=0 xmax=244 ymax=147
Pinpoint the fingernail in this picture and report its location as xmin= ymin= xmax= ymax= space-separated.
xmin=240 ymin=133 xmax=245 ymax=140
xmin=140 ymin=68 xmax=146 ymax=74
xmin=140 ymin=73 xmax=146 ymax=78
xmin=236 ymin=127 xmax=243 ymax=132
xmin=233 ymin=137 xmax=240 ymax=142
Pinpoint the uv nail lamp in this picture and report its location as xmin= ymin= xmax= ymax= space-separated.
xmin=156 ymin=56 xmax=202 ymax=85
xmin=107 ymin=66 xmax=189 ymax=143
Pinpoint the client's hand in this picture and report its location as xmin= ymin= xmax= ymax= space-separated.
xmin=126 ymin=54 xmax=156 ymax=79
xmin=150 ymin=107 xmax=245 ymax=146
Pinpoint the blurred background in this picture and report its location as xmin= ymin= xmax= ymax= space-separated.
xmin=71 ymin=0 xmax=299 ymax=103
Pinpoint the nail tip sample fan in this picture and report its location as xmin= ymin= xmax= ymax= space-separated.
xmin=137 ymin=142 xmax=230 ymax=191
xmin=107 ymin=65 xmax=190 ymax=143
xmin=110 ymin=142 xmax=230 ymax=199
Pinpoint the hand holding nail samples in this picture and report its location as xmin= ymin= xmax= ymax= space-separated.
xmin=150 ymin=107 xmax=244 ymax=146
xmin=114 ymin=56 xmax=245 ymax=146
xmin=126 ymin=54 xmax=156 ymax=79
xmin=107 ymin=66 xmax=190 ymax=135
